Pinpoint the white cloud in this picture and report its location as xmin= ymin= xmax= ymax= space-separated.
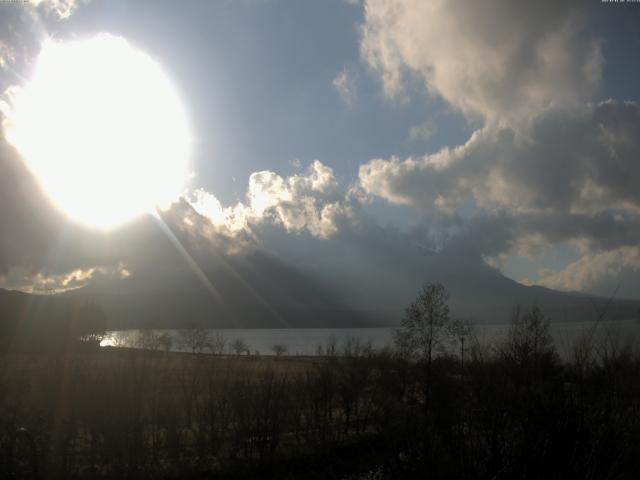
xmin=188 ymin=189 xmax=249 ymax=234
xmin=0 ymin=262 xmax=131 ymax=294
xmin=28 ymin=0 xmax=84 ymax=20
xmin=408 ymin=120 xmax=437 ymax=142
xmin=247 ymin=160 xmax=357 ymax=238
xmin=187 ymin=160 xmax=360 ymax=241
xmin=332 ymin=66 xmax=358 ymax=108
xmin=522 ymin=246 xmax=640 ymax=293
xmin=0 ymin=41 xmax=16 ymax=70
xmin=0 ymin=0 xmax=89 ymax=94
xmin=358 ymin=125 xmax=494 ymax=210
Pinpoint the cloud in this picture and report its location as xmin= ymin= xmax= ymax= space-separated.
xmin=0 ymin=0 xmax=89 ymax=95
xmin=0 ymin=9 xmax=42 ymax=92
xmin=358 ymin=1 xmax=637 ymax=295
xmin=360 ymin=0 xmax=601 ymax=124
xmin=0 ymin=41 xmax=16 ymax=70
xmin=359 ymin=125 xmax=497 ymax=211
xmin=2 ymin=100 xmax=362 ymax=292
xmin=187 ymin=189 xmax=249 ymax=234
xmin=27 ymin=0 xmax=84 ymax=20
xmin=188 ymin=160 xmax=363 ymax=241
xmin=248 ymin=160 xmax=364 ymax=238
xmin=522 ymin=246 xmax=640 ymax=295
xmin=0 ymin=0 xmax=636 ymax=302
xmin=332 ymin=66 xmax=358 ymax=109
xmin=408 ymin=120 xmax=437 ymax=142
xmin=360 ymin=101 xmax=640 ymax=230
xmin=357 ymin=0 xmax=632 ymax=233
xmin=163 ymin=198 xmax=256 ymax=257
xmin=1 ymin=262 xmax=131 ymax=294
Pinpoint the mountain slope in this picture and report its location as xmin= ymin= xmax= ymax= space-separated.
xmin=61 ymin=249 xmax=375 ymax=329
xmin=259 ymin=229 xmax=640 ymax=325
xmin=2 ymin=241 xmax=638 ymax=333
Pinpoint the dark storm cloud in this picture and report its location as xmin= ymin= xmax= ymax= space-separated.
xmin=502 ymin=101 xmax=640 ymax=214
xmin=441 ymin=210 xmax=640 ymax=258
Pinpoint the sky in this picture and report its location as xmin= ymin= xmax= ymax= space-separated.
xmin=1 ymin=0 xmax=640 ymax=311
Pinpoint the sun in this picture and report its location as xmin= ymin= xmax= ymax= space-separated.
xmin=4 ymin=34 xmax=191 ymax=230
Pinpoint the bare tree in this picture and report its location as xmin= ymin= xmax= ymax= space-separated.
xmin=231 ymin=338 xmax=250 ymax=356
xmin=178 ymin=328 xmax=212 ymax=354
xmin=394 ymin=283 xmax=453 ymax=362
xmin=447 ymin=318 xmax=474 ymax=368
xmin=501 ymin=305 xmax=557 ymax=367
xmin=394 ymin=282 xmax=454 ymax=412
xmin=211 ymin=331 xmax=226 ymax=355
xmin=272 ymin=344 xmax=287 ymax=358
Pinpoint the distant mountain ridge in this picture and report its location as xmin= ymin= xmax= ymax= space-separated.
xmin=58 ymin=249 xmax=375 ymax=330
xmin=253 ymin=231 xmax=640 ymax=326
xmin=1 ymin=246 xmax=639 ymax=333
xmin=0 ymin=287 xmax=107 ymax=350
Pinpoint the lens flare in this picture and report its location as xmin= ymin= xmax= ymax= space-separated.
xmin=4 ymin=34 xmax=191 ymax=229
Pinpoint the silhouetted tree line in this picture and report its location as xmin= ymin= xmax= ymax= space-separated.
xmin=0 ymin=283 xmax=640 ymax=479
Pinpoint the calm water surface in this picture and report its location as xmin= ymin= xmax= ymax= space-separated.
xmin=103 ymin=319 xmax=640 ymax=359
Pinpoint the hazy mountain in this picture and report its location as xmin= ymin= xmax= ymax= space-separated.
xmin=2 ymin=239 xmax=639 ymax=333
xmin=59 ymin=249 xmax=375 ymax=330
xmin=256 ymin=228 xmax=640 ymax=325
xmin=0 ymin=288 xmax=107 ymax=350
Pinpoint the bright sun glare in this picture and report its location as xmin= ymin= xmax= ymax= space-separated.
xmin=4 ymin=34 xmax=191 ymax=229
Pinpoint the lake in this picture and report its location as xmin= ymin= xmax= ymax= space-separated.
xmin=102 ymin=319 xmax=640 ymax=359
